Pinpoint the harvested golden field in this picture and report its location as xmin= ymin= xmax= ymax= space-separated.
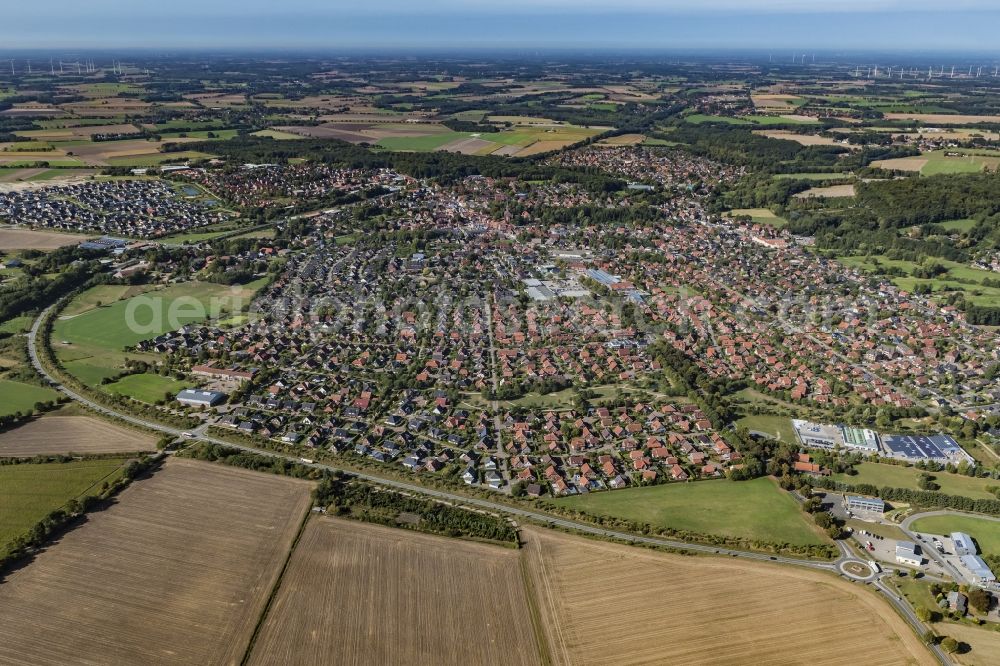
xmin=794 ymin=183 xmax=856 ymax=198
xmin=934 ymin=622 xmax=1000 ymax=666
xmin=0 ymin=228 xmax=89 ymax=249
xmin=516 ymin=140 xmax=577 ymax=156
xmin=756 ymin=130 xmax=841 ymax=146
xmin=885 ymin=113 xmax=1000 ymax=124
xmin=523 ymin=527 xmax=932 ymax=666
xmin=69 ymin=138 xmax=202 ymax=165
xmin=247 ymin=517 xmax=540 ymax=666
xmin=872 ymin=156 xmax=929 ymax=172
xmin=0 ymin=415 xmax=156 ymax=456
xmin=0 ymin=458 xmax=312 ymax=666
xmin=597 ymin=133 xmax=646 ymax=146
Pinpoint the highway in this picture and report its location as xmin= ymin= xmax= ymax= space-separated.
xmin=26 ymin=307 xmax=951 ymax=665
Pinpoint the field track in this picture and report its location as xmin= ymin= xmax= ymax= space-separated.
xmin=522 ymin=526 xmax=933 ymax=666
xmin=247 ymin=516 xmax=541 ymax=666
xmin=0 ymin=458 xmax=312 ymax=666
xmin=0 ymin=415 xmax=156 ymax=457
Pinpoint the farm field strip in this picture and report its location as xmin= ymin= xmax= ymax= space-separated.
xmin=247 ymin=516 xmax=540 ymax=666
xmin=0 ymin=415 xmax=157 ymax=457
xmin=0 ymin=458 xmax=313 ymax=666
xmin=522 ymin=527 xmax=933 ymax=666
xmin=0 ymin=458 xmax=128 ymax=552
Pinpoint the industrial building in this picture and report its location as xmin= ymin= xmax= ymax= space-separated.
xmin=176 ymin=389 xmax=226 ymax=407
xmin=959 ymin=555 xmax=997 ymax=585
xmin=845 ymin=495 xmax=885 ymax=516
xmin=952 ymin=532 xmax=977 ymax=556
xmin=880 ymin=434 xmax=975 ymax=465
xmin=895 ymin=541 xmax=922 ymax=567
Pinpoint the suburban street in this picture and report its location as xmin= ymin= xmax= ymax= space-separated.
xmin=26 ymin=307 xmax=951 ymax=665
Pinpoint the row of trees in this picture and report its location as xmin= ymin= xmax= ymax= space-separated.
xmin=812 ymin=477 xmax=1000 ymax=516
xmin=0 ymin=455 xmax=162 ymax=576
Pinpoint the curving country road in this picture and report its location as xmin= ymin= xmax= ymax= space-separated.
xmin=25 ymin=307 xmax=951 ymax=664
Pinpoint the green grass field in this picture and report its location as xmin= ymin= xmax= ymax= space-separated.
xmin=921 ymin=149 xmax=1000 ymax=176
xmin=909 ymin=515 xmax=1000 ymax=556
xmin=53 ymin=280 xmax=262 ymax=388
xmin=833 ymin=463 xmax=997 ymax=500
xmin=934 ymin=218 xmax=978 ymax=232
xmin=376 ymin=132 xmax=475 ymax=151
xmin=0 ymin=315 xmax=33 ymax=334
xmin=556 ymin=477 xmax=828 ymax=546
xmin=736 ymin=415 xmax=798 ymax=443
xmin=104 ymin=373 xmax=183 ymax=404
xmin=725 ymin=208 xmax=788 ymax=228
xmin=0 ymin=380 xmax=60 ymax=417
xmin=0 ymin=459 xmax=127 ymax=554
xmin=839 ymin=255 xmax=1000 ymax=306
xmin=54 ymin=281 xmax=253 ymax=352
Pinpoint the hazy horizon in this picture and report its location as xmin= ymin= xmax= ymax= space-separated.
xmin=3 ymin=1 xmax=1000 ymax=52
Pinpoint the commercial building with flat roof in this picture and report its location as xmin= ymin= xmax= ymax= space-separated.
xmin=792 ymin=419 xmax=844 ymax=449
xmin=176 ymin=389 xmax=226 ymax=407
xmin=895 ymin=541 xmax=922 ymax=567
xmin=881 ymin=433 xmax=974 ymax=465
xmin=959 ymin=555 xmax=996 ymax=585
xmin=842 ymin=427 xmax=880 ymax=453
xmin=952 ymin=532 xmax=977 ymax=556
xmin=845 ymin=495 xmax=885 ymax=515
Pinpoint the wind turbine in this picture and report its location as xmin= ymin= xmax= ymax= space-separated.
xmin=50 ymin=58 xmax=54 ymax=75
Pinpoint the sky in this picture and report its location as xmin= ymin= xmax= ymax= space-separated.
xmin=3 ymin=1 xmax=1000 ymax=52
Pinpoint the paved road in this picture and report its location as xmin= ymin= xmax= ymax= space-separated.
xmin=26 ymin=307 xmax=950 ymax=664
xmin=900 ymin=510 xmax=1000 ymax=587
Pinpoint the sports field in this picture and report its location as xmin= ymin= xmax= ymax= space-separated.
xmin=523 ymin=527 xmax=933 ymax=666
xmin=0 ymin=458 xmax=313 ymax=665
xmin=104 ymin=372 xmax=184 ymax=404
xmin=909 ymin=515 xmax=1000 ymax=556
xmin=556 ymin=477 xmax=828 ymax=547
xmin=0 ymin=458 xmax=127 ymax=553
xmin=0 ymin=379 xmax=60 ymax=417
xmin=833 ymin=463 xmax=999 ymax=501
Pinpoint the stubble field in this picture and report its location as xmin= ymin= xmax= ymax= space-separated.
xmin=522 ymin=527 xmax=933 ymax=666
xmin=247 ymin=516 xmax=541 ymax=666
xmin=0 ymin=415 xmax=157 ymax=457
xmin=0 ymin=228 xmax=89 ymax=250
xmin=0 ymin=458 xmax=312 ymax=666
